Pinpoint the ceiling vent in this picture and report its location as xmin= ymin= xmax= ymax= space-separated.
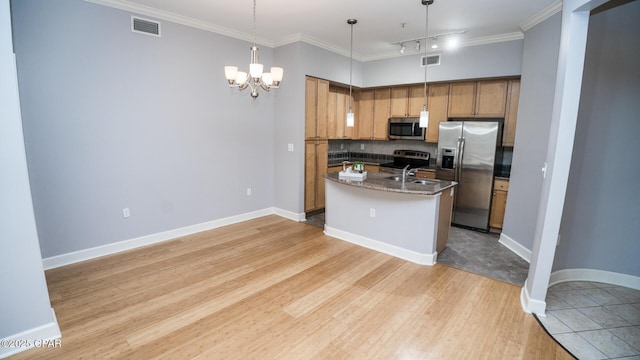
xmin=421 ymin=54 xmax=440 ymax=67
xmin=132 ymin=16 xmax=161 ymax=37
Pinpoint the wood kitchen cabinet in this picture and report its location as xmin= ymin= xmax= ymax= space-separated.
xmin=390 ymin=85 xmax=424 ymax=117
xmin=305 ymin=140 xmax=328 ymax=212
xmin=502 ymin=79 xmax=520 ymax=147
xmin=415 ymin=170 xmax=436 ymax=179
xmin=489 ymin=178 xmax=509 ymax=231
xmin=356 ymin=89 xmax=374 ymax=140
xmin=328 ymin=85 xmax=357 ymax=140
xmin=372 ymin=88 xmax=391 ymax=140
xmin=448 ymin=80 xmax=508 ymax=118
xmin=305 ymin=76 xmax=329 ymax=140
xmin=425 ymin=83 xmax=450 ymax=143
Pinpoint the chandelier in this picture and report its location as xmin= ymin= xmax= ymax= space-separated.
xmin=224 ymin=0 xmax=283 ymax=99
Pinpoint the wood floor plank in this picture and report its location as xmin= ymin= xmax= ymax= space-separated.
xmin=11 ymin=215 xmax=572 ymax=359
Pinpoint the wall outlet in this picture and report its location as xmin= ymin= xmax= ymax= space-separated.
xmin=369 ymin=208 xmax=375 ymax=217
xmin=340 ymin=143 xmax=344 ymax=150
xmin=122 ymin=208 xmax=130 ymax=218
xmin=360 ymin=144 xmax=365 ymax=150
xmin=246 ymin=188 xmax=252 ymax=196
xmin=287 ymin=143 xmax=294 ymax=152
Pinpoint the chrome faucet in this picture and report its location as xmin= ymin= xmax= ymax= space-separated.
xmin=402 ymin=165 xmax=420 ymax=182
xmin=402 ymin=165 xmax=414 ymax=182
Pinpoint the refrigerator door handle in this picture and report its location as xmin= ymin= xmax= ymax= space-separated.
xmin=457 ymin=137 xmax=465 ymax=183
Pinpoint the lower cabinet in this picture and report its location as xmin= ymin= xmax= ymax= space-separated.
xmin=305 ymin=140 xmax=328 ymax=213
xmin=415 ymin=170 xmax=436 ymax=179
xmin=489 ymin=178 xmax=509 ymax=231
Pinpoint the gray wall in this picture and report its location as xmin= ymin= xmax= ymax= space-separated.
xmin=363 ymin=40 xmax=523 ymax=87
xmin=502 ymin=13 xmax=562 ymax=250
xmin=0 ymin=0 xmax=55 ymax=339
xmin=12 ymin=0 xmax=275 ymax=258
xmin=553 ymin=1 xmax=640 ymax=276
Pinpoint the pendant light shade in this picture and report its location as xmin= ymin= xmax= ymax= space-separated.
xmin=346 ymin=19 xmax=357 ymax=128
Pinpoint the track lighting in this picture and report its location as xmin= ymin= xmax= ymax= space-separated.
xmin=400 ymin=43 xmax=406 ymax=54
xmin=415 ymin=40 xmax=421 ymax=51
xmin=431 ymin=37 xmax=439 ymax=49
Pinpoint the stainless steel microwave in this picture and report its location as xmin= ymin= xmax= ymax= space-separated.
xmin=388 ymin=118 xmax=425 ymax=140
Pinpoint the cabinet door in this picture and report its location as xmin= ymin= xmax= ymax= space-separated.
xmin=475 ymin=80 xmax=507 ymax=118
xmin=425 ymin=83 xmax=449 ymax=143
xmin=357 ymin=89 xmax=374 ymax=139
xmin=390 ymin=87 xmax=409 ymax=117
xmin=305 ymin=77 xmax=318 ymax=140
xmin=316 ymin=141 xmax=328 ymax=209
xmin=448 ymin=82 xmax=476 ymax=118
xmin=335 ymin=87 xmax=347 ymax=139
xmin=304 ymin=141 xmax=317 ymax=212
xmin=373 ymin=88 xmax=391 ymax=140
xmin=327 ymin=86 xmax=338 ymax=139
xmin=304 ymin=140 xmax=328 ymax=212
xmin=316 ymin=79 xmax=329 ymax=139
xmin=489 ymin=190 xmax=508 ymax=229
xmin=408 ymin=85 xmax=426 ymax=117
xmin=503 ymin=79 xmax=520 ymax=147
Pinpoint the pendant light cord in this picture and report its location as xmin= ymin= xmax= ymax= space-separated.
xmin=348 ymin=19 xmax=357 ymax=112
xmin=252 ymin=0 xmax=257 ymax=47
xmin=423 ymin=1 xmax=428 ymax=110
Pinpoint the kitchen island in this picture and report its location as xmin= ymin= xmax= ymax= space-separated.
xmin=323 ymin=172 xmax=457 ymax=265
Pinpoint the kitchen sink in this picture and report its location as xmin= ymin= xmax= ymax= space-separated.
xmin=385 ymin=176 xmax=403 ymax=181
xmin=412 ymin=179 xmax=439 ymax=185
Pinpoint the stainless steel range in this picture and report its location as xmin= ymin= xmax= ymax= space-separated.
xmin=379 ymin=150 xmax=431 ymax=173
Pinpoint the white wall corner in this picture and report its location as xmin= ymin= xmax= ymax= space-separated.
xmin=520 ymin=280 xmax=547 ymax=315
xmin=549 ymin=268 xmax=640 ymax=290
xmin=0 ymin=308 xmax=61 ymax=359
xmin=499 ymin=233 xmax=532 ymax=263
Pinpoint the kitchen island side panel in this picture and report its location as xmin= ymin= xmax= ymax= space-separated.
xmin=324 ymin=180 xmax=439 ymax=258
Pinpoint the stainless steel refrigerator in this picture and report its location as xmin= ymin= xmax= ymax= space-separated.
xmin=436 ymin=120 xmax=500 ymax=231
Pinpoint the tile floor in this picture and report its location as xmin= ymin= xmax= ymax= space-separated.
xmin=539 ymin=281 xmax=640 ymax=360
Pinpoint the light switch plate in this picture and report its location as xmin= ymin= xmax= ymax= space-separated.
xmin=287 ymin=143 xmax=294 ymax=152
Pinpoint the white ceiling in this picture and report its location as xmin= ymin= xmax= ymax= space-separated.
xmin=88 ymin=0 xmax=562 ymax=61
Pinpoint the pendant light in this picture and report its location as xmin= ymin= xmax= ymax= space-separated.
xmin=346 ymin=19 xmax=357 ymax=127
xmin=419 ymin=0 xmax=433 ymax=128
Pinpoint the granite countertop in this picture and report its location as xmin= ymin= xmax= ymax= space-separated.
xmin=325 ymin=171 xmax=456 ymax=196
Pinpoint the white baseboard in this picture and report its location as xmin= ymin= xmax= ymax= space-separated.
xmin=520 ymin=280 xmax=547 ymax=316
xmin=549 ymin=268 xmax=640 ymax=290
xmin=274 ymin=207 xmax=306 ymax=222
xmin=42 ymin=207 xmax=300 ymax=270
xmin=324 ymin=226 xmax=437 ymax=266
xmin=0 ymin=308 xmax=61 ymax=359
xmin=499 ymin=233 xmax=532 ymax=263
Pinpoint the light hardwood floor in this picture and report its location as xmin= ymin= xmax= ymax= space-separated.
xmin=14 ymin=215 xmax=572 ymax=359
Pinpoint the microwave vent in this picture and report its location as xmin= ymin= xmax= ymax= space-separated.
xmin=421 ymin=54 xmax=440 ymax=67
xmin=132 ymin=16 xmax=161 ymax=37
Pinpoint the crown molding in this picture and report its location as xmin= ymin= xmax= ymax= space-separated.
xmin=520 ymin=0 xmax=563 ymax=32
xmin=458 ymin=32 xmax=525 ymax=47
xmin=84 ymin=0 xmax=275 ymax=47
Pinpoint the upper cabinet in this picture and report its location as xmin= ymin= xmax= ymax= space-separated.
xmin=373 ymin=88 xmax=391 ymax=140
xmin=502 ymin=79 xmax=520 ymax=147
xmin=328 ymin=86 xmax=356 ymax=140
xmin=356 ymin=89 xmax=375 ymax=140
xmin=425 ymin=83 xmax=450 ymax=143
xmin=448 ymin=80 xmax=508 ymax=118
xmin=305 ymin=76 xmax=329 ymax=140
xmin=390 ymin=85 xmax=424 ymax=117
